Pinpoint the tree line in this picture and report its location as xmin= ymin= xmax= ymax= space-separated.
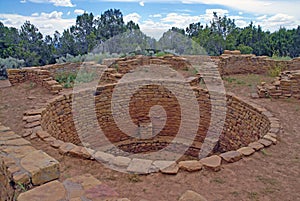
xmin=0 ymin=9 xmax=300 ymax=68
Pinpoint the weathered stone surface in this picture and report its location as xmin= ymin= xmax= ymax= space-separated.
xmin=248 ymin=142 xmax=264 ymax=151
xmin=112 ymin=156 xmax=131 ymax=168
xmin=152 ymin=160 xmax=176 ymax=172
xmin=2 ymin=146 xmax=36 ymax=158
xmin=50 ymin=139 xmax=64 ymax=148
xmin=161 ymin=163 xmax=179 ymax=175
xmin=237 ymin=147 xmax=255 ymax=156
xmin=23 ymin=115 xmax=41 ymax=123
xmin=200 ymin=155 xmax=222 ymax=172
xmin=24 ymin=109 xmax=44 ymax=116
xmin=179 ymin=190 xmax=208 ymax=201
xmin=127 ymin=158 xmax=153 ymax=174
xmin=69 ymin=146 xmax=92 ymax=159
xmin=36 ymin=130 xmax=50 ymax=140
xmin=263 ymin=134 xmax=278 ymax=144
xmin=24 ymin=121 xmax=40 ymax=128
xmin=20 ymin=150 xmax=60 ymax=185
xmin=178 ymin=160 xmax=203 ymax=172
xmin=0 ymin=138 xmax=31 ymax=147
xmin=17 ymin=180 xmax=66 ymax=201
xmin=94 ymin=151 xmax=114 ymax=163
xmin=220 ymin=151 xmax=242 ymax=163
xmin=59 ymin=142 xmax=76 ymax=155
xmin=258 ymin=139 xmax=272 ymax=147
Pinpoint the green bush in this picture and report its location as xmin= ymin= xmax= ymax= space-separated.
xmin=55 ymin=71 xmax=97 ymax=88
xmin=236 ymin=44 xmax=253 ymax=54
xmin=268 ymin=64 xmax=284 ymax=77
xmin=55 ymin=53 xmax=119 ymax=64
xmin=0 ymin=57 xmax=25 ymax=79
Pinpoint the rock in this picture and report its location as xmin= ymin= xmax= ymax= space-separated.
xmin=161 ymin=163 xmax=179 ymax=175
xmin=59 ymin=142 xmax=76 ymax=155
xmin=220 ymin=151 xmax=242 ymax=163
xmin=24 ymin=121 xmax=40 ymax=129
xmin=36 ymin=130 xmax=50 ymax=140
xmin=263 ymin=134 xmax=277 ymax=144
xmin=258 ymin=139 xmax=272 ymax=147
xmin=69 ymin=146 xmax=92 ymax=159
xmin=24 ymin=108 xmax=44 ymax=116
xmin=94 ymin=151 xmax=114 ymax=163
xmin=112 ymin=156 xmax=131 ymax=168
xmin=179 ymin=190 xmax=207 ymax=201
xmin=17 ymin=180 xmax=66 ymax=201
xmin=50 ymin=139 xmax=64 ymax=148
xmin=200 ymin=155 xmax=222 ymax=172
xmin=23 ymin=115 xmax=41 ymax=123
xmin=237 ymin=147 xmax=255 ymax=156
xmin=20 ymin=150 xmax=60 ymax=185
xmin=127 ymin=158 xmax=153 ymax=174
xmin=153 ymin=160 xmax=176 ymax=171
xmin=178 ymin=160 xmax=202 ymax=172
xmin=248 ymin=142 xmax=264 ymax=151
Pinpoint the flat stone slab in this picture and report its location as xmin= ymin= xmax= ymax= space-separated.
xmin=20 ymin=150 xmax=60 ymax=185
xmin=258 ymin=139 xmax=272 ymax=147
xmin=161 ymin=163 xmax=179 ymax=175
xmin=59 ymin=142 xmax=77 ymax=155
xmin=36 ymin=130 xmax=50 ymax=140
xmin=152 ymin=160 xmax=176 ymax=172
xmin=200 ymin=155 xmax=221 ymax=172
xmin=127 ymin=158 xmax=153 ymax=174
xmin=179 ymin=190 xmax=208 ymax=201
xmin=220 ymin=151 xmax=243 ymax=163
xmin=23 ymin=115 xmax=41 ymax=123
xmin=248 ymin=142 xmax=264 ymax=151
xmin=237 ymin=147 xmax=255 ymax=156
xmin=178 ymin=160 xmax=203 ymax=172
xmin=263 ymin=134 xmax=277 ymax=144
xmin=17 ymin=180 xmax=65 ymax=201
xmin=94 ymin=151 xmax=114 ymax=163
xmin=111 ymin=156 xmax=131 ymax=168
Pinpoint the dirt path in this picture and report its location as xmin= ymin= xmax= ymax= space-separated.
xmin=0 ymin=77 xmax=299 ymax=201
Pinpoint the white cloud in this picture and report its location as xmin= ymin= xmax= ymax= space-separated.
xmin=139 ymin=1 xmax=145 ymax=6
xmin=74 ymin=9 xmax=85 ymax=15
xmin=31 ymin=12 xmax=39 ymax=17
xmin=67 ymin=11 xmax=71 ymax=16
xmin=23 ymin=0 xmax=75 ymax=7
xmin=238 ymin=11 xmax=243 ymax=15
xmin=255 ymin=13 xmax=299 ymax=31
xmin=124 ymin=13 xmax=141 ymax=23
xmin=0 ymin=11 xmax=74 ymax=36
xmin=149 ymin=14 xmax=162 ymax=18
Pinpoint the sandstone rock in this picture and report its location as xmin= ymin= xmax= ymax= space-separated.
xmin=94 ymin=151 xmax=114 ymax=163
xmin=179 ymin=190 xmax=207 ymax=201
xmin=127 ymin=158 xmax=153 ymax=174
xmin=23 ymin=115 xmax=41 ymax=123
xmin=248 ymin=142 xmax=264 ymax=151
xmin=36 ymin=130 xmax=50 ymax=140
xmin=17 ymin=180 xmax=66 ymax=201
xmin=152 ymin=160 xmax=176 ymax=172
xmin=112 ymin=156 xmax=131 ymax=168
xmin=200 ymin=155 xmax=222 ymax=172
xmin=237 ymin=147 xmax=255 ymax=156
xmin=258 ymin=139 xmax=272 ymax=147
xmin=263 ymin=134 xmax=277 ymax=144
xmin=50 ymin=139 xmax=64 ymax=148
xmin=69 ymin=146 xmax=92 ymax=159
xmin=59 ymin=142 xmax=76 ymax=155
xmin=24 ymin=121 xmax=40 ymax=129
xmin=161 ymin=163 xmax=179 ymax=175
xmin=20 ymin=150 xmax=60 ymax=185
xmin=220 ymin=151 xmax=242 ymax=163
xmin=24 ymin=109 xmax=44 ymax=116
xmin=178 ymin=160 xmax=202 ymax=172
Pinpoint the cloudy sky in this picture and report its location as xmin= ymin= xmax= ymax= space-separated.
xmin=0 ymin=0 xmax=299 ymax=39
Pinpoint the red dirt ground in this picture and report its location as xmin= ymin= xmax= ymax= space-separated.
xmin=0 ymin=76 xmax=299 ymax=201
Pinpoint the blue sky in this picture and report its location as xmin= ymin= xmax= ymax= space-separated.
xmin=0 ymin=0 xmax=299 ymax=39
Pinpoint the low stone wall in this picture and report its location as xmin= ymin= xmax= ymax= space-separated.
xmin=7 ymin=68 xmax=63 ymax=94
xmin=257 ymin=70 xmax=300 ymax=99
xmin=40 ymin=81 xmax=270 ymax=157
xmin=0 ymin=123 xmax=60 ymax=201
xmin=218 ymin=50 xmax=300 ymax=75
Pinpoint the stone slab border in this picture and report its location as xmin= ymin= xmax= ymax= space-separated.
xmin=21 ymin=91 xmax=280 ymax=175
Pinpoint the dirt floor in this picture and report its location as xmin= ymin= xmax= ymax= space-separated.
xmin=0 ymin=75 xmax=299 ymax=201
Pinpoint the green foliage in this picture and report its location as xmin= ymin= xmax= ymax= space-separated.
xmin=55 ymin=70 xmax=97 ymax=88
xmin=271 ymin=55 xmax=292 ymax=61
xmin=0 ymin=57 xmax=24 ymax=79
xmin=268 ymin=64 xmax=285 ymax=77
xmin=237 ymin=44 xmax=253 ymax=54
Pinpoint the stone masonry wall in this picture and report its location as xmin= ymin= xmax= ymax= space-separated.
xmin=257 ymin=70 xmax=300 ymax=99
xmin=40 ymin=81 xmax=270 ymax=157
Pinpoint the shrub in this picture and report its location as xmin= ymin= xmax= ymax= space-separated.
xmin=268 ymin=64 xmax=285 ymax=77
xmin=55 ymin=70 xmax=97 ymax=88
xmin=0 ymin=57 xmax=25 ymax=79
xmin=55 ymin=53 xmax=119 ymax=64
xmin=236 ymin=44 xmax=253 ymax=54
